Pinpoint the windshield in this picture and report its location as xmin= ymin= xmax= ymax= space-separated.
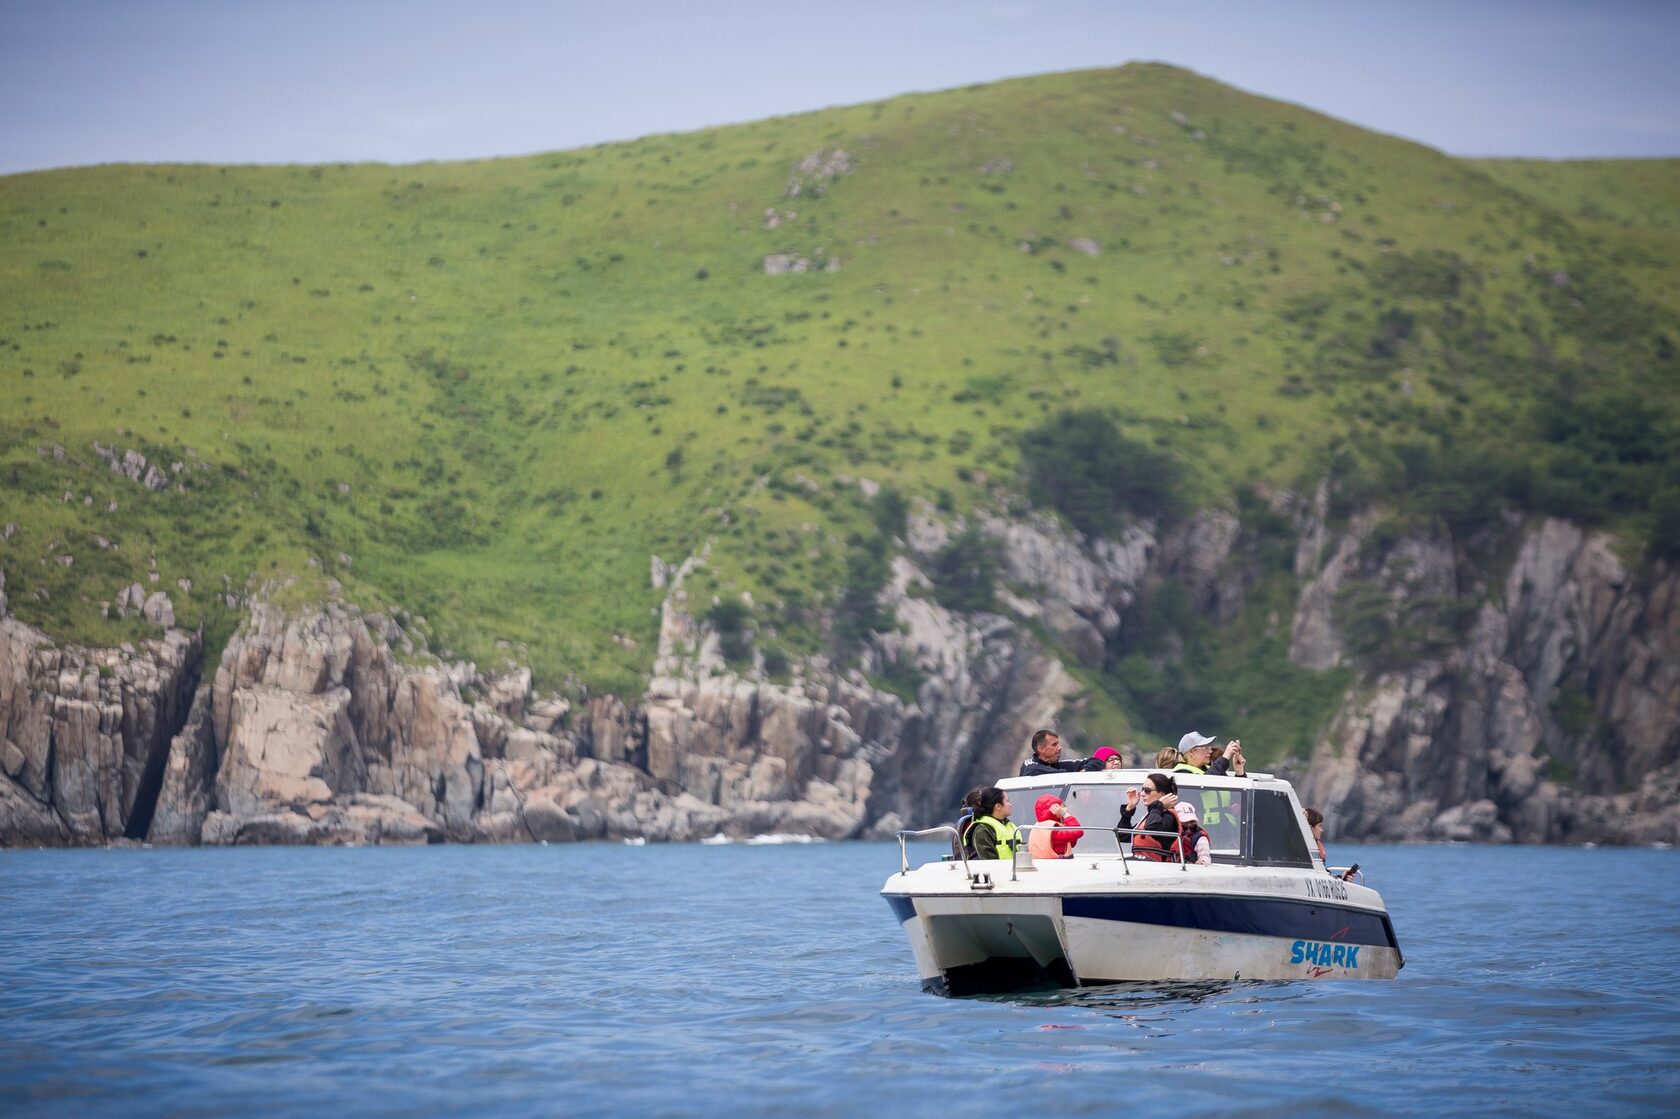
xmin=1060 ymin=784 xmax=1245 ymax=857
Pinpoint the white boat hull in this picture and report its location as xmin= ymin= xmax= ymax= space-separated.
xmin=883 ymin=860 xmax=1403 ymax=993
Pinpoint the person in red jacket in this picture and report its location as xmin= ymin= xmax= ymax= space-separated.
xmin=1027 ymin=794 xmax=1084 ymax=858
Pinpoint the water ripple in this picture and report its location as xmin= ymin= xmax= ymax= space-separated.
xmin=1 ymin=842 xmax=1676 ymax=1116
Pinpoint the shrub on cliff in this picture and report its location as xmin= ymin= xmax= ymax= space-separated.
xmin=706 ymin=599 xmax=753 ymax=667
xmin=1019 ymin=409 xmax=1184 ymax=538
xmin=927 ymin=526 xmax=999 ymax=613
xmin=1526 ymin=389 xmax=1678 ymax=524
xmin=831 ymin=533 xmax=893 ymax=659
xmin=1649 ymin=485 xmax=1680 ymax=560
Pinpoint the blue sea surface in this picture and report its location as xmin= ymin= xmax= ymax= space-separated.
xmin=2 ymin=842 xmax=1676 ymax=1117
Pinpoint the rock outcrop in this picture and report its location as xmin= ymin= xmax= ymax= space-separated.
xmin=979 ymin=509 xmax=1155 ymax=667
xmin=0 ymin=605 xmax=199 ymax=845
xmin=1295 ymin=517 xmax=1680 ymax=844
xmin=1 ymin=525 xmax=1083 ymax=846
xmin=637 ymin=547 xmax=1079 ymax=840
xmin=4 ymin=501 xmax=1678 ymax=848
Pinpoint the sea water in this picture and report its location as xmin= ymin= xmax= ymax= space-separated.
xmin=2 ymin=842 xmax=1676 ymax=1117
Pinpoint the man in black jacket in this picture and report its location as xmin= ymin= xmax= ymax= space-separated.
xmin=1018 ymin=729 xmax=1104 ymax=776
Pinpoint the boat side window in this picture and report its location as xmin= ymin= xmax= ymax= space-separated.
xmin=1062 ymin=786 xmax=1127 ymax=854
xmin=1197 ymin=789 xmax=1244 ymax=858
xmin=1248 ymin=790 xmax=1314 ymax=867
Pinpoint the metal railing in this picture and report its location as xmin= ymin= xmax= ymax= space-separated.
xmin=1008 ymin=824 xmax=1192 ymax=880
xmin=900 ymin=823 xmax=1363 ymax=887
xmin=895 ymin=825 xmax=965 ymax=877
xmin=897 ymin=822 xmax=1196 ymax=886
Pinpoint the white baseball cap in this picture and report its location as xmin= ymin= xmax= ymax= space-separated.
xmin=1177 ymin=731 xmax=1217 ymax=752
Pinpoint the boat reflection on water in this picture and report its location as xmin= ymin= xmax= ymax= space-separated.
xmin=994 ymin=977 xmax=1256 ymax=1011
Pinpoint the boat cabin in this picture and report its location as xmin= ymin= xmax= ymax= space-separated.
xmin=998 ymin=769 xmax=1321 ymax=868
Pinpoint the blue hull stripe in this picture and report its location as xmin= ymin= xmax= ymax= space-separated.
xmin=884 ymin=895 xmax=917 ymax=925
xmin=1063 ymin=894 xmax=1396 ymax=949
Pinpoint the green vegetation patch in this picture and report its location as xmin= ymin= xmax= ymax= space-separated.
xmin=1 ymin=64 xmax=1677 ymax=709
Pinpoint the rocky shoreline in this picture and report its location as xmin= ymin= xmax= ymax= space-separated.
xmin=3 ymin=500 xmax=1678 ymax=848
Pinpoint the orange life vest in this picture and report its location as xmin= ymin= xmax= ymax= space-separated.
xmin=1132 ymin=813 xmax=1182 ymax=862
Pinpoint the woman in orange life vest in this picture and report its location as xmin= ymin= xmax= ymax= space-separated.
xmin=1118 ymin=772 xmax=1181 ymax=861
xmin=1027 ymin=794 xmax=1085 ymax=859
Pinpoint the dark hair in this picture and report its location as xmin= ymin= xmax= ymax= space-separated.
xmin=978 ymin=787 xmax=1008 ymax=817
xmin=961 ymin=786 xmax=987 ymax=811
xmin=1145 ymin=772 xmax=1177 ymax=795
xmin=1030 ymin=729 xmax=1059 ymax=754
xmin=1304 ymin=807 xmax=1324 ymax=828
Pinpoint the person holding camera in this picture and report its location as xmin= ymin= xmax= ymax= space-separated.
xmin=1172 ymin=732 xmax=1245 ymax=777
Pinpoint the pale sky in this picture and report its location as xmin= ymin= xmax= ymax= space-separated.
xmin=3 ymin=0 xmax=1678 ymax=175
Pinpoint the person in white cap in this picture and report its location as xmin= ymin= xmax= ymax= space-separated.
xmin=1172 ymin=731 xmax=1244 ymax=777
xmin=1173 ymin=732 xmax=1244 ymax=829
xmin=1174 ymin=800 xmax=1212 ymax=865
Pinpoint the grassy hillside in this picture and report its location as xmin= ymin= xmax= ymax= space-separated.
xmin=3 ymin=63 xmax=1678 ymax=728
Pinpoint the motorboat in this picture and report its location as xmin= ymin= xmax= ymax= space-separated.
xmin=882 ymin=769 xmax=1403 ymax=994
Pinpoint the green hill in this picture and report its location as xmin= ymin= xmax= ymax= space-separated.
xmin=3 ymin=62 xmax=1678 ymax=706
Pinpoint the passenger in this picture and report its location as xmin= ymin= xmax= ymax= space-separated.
xmin=1174 ymin=801 xmax=1212 ymax=865
xmin=1118 ymin=772 xmax=1180 ymax=861
xmin=1303 ymin=807 xmax=1328 ymax=862
xmin=1027 ymin=795 xmax=1084 ymax=859
xmin=968 ymin=787 xmax=1020 ymax=861
xmin=952 ymin=786 xmax=987 ymax=860
xmin=1018 ymin=729 xmax=1103 ymax=776
xmin=1172 ymin=732 xmax=1245 ymax=777
xmin=1092 ymin=746 xmax=1126 ymax=770
xmin=1154 ymin=746 xmax=1181 ymax=770
xmin=1303 ymin=807 xmax=1356 ymax=879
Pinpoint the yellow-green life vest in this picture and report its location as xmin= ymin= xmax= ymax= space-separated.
xmin=1192 ymin=787 xmax=1236 ymax=828
xmin=974 ymin=814 xmax=1021 ymax=859
xmin=1203 ymin=791 xmax=1234 ymax=828
xmin=1171 ymin=762 xmax=1235 ymax=827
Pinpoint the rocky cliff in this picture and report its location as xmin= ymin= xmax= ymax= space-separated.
xmin=1291 ymin=514 xmax=1680 ymax=845
xmin=3 ymin=500 xmax=1677 ymax=848
xmin=0 ymin=583 xmax=200 ymax=845
xmin=0 ymin=525 xmax=1093 ymax=845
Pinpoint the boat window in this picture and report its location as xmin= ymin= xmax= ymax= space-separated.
xmin=1189 ymin=788 xmax=1244 ymax=855
xmin=1060 ymin=786 xmax=1128 ymax=853
xmin=1248 ymin=791 xmax=1314 ymax=867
